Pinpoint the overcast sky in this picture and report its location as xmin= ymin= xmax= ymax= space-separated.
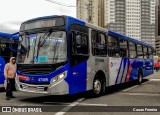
xmin=0 ymin=0 xmax=76 ymax=33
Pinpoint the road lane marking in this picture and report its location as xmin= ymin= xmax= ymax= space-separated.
xmin=123 ymin=85 xmax=139 ymax=92
xmin=43 ymin=102 xmax=70 ymax=105
xmin=149 ymin=79 xmax=160 ymax=81
xmin=78 ymin=103 xmax=108 ymax=106
xmin=54 ymin=98 xmax=85 ymax=115
xmin=123 ymin=80 xmax=153 ymax=92
xmin=122 ymin=93 xmax=160 ymax=96
xmin=141 ymin=80 xmax=151 ymax=85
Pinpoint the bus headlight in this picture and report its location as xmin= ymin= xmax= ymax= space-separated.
xmin=51 ymin=71 xmax=67 ymax=84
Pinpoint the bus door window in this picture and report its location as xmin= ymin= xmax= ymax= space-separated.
xmin=92 ymin=30 xmax=107 ymax=56
xmin=75 ymin=33 xmax=88 ymax=55
xmin=129 ymin=42 xmax=137 ymax=58
xmin=70 ymin=32 xmax=89 ymax=66
xmin=70 ymin=24 xmax=89 ymax=67
xmin=108 ymin=35 xmax=119 ymax=57
xmin=119 ymin=39 xmax=129 ymax=58
xmin=137 ymin=44 xmax=143 ymax=59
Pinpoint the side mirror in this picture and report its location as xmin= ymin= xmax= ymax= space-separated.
xmin=19 ymin=36 xmax=23 ymax=43
xmin=9 ymin=32 xmax=19 ymax=52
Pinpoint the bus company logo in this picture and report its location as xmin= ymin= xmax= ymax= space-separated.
xmin=2 ymin=107 xmax=11 ymax=112
xmin=110 ymin=62 xmax=113 ymax=68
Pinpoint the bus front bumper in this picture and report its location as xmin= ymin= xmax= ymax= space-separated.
xmin=15 ymin=80 xmax=69 ymax=95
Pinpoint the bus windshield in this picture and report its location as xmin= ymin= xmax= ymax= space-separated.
xmin=17 ymin=31 xmax=67 ymax=64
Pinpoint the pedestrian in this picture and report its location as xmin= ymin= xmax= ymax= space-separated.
xmin=4 ymin=57 xmax=16 ymax=100
xmin=154 ymin=61 xmax=159 ymax=72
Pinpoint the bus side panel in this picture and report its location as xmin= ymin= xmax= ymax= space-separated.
xmin=143 ymin=59 xmax=154 ymax=77
xmin=120 ymin=58 xmax=129 ymax=83
xmin=86 ymin=56 xmax=109 ymax=91
xmin=109 ymin=58 xmax=143 ymax=85
xmin=127 ymin=58 xmax=153 ymax=81
xmin=68 ymin=61 xmax=87 ymax=94
xmin=128 ymin=59 xmax=140 ymax=81
xmin=0 ymin=57 xmax=6 ymax=86
xmin=0 ymin=74 xmax=5 ymax=86
xmin=109 ymin=58 xmax=137 ymax=85
xmin=109 ymin=57 xmax=122 ymax=86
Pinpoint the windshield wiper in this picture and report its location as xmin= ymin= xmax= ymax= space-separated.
xmin=37 ymin=29 xmax=52 ymax=57
xmin=37 ymin=29 xmax=52 ymax=47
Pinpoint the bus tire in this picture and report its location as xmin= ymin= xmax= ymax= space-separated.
xmin=92 ymin=77 xmax=103 ymax=97
xmin=137 ymin=71 xmax=143 ymax=84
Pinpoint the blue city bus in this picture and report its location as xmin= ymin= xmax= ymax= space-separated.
xmin=16 ymin=15 xmax=154 ymax=96
xmin=0 ymin=32 xmax=19 ymax=87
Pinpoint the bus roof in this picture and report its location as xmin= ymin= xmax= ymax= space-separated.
xmin=108 ymin=30 xmax=153 ymax=47
xmin=22 ymin=15 xmax=106 ymax=32
xmin=21 ymin=15 xmax=152 ymax=48
xmin=0 ymin=32 xmax=19 ymax=39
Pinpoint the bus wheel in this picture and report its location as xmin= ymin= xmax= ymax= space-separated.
xmin=138 ymin=72 xmax=143 ymax=84
xmin=93 ymin=78 xmax=102 ymax=97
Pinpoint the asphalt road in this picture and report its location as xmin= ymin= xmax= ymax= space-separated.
xmin=0 ymin=71 xmax=160 ymax=115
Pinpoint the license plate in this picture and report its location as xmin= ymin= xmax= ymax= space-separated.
xmin=27 ymin=86 xmax=37 ymax=91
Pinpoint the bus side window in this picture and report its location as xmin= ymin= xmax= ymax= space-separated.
xmin=129 ymin=42 xmax=137 ymax=58
xmin=108 ymin=35 xmax=119 ymax=57
xmin=119 ymin=39 xmax=129 ymax=58
xmin=137 ymin=44 xmax=143 ymax=59
xmin=143 ymin=46 xmax=148 ymax=59
xmin=91 ymin=30 xmax=107 ymax=56
xmin=149 ymin=48 xmax=153 ymax=60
